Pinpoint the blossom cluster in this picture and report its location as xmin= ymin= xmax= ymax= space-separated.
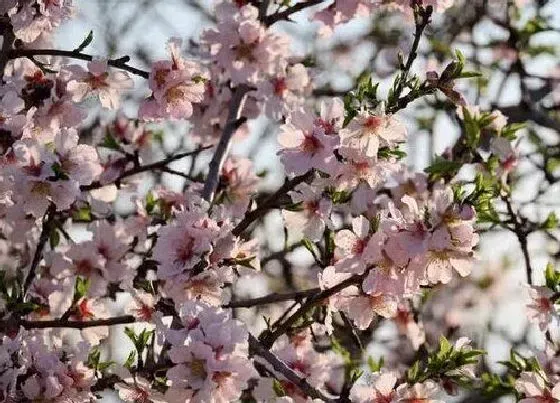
xmin=0 ymin=0 xmax=537 ymax=401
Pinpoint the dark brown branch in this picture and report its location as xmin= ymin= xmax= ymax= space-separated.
xmin=386 ymin=5 xmax=433 ymax=113
xmin=8 ymin=48 xmax=149 ymax=79
xmin=0 ymin=18 xmax=15 ymax=81
xmin=82 ymin=146 xmax=211 ymax=191
xmin=225 ymin=287 xmax=320 ymax=308
xmin=202 ymin=85 xmax=250 ymax=202
xmin=248 ymin=334 xmax=336 ymax=402
xmin=23 ymin=203 xmax=56 ymax=297
xmin=232 ymin=170 xmax=315 ymax=236
xmin=1 ymin=315 xmax=136 ymax=330
xmin=260 ymin=271 xmax=368 ymax=348
xmin=263 ymin=0 xmax=324 ymax=26
xmin=503 ymin=196 xmax=533 ymax=285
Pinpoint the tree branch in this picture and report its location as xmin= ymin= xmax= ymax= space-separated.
xmin=232 ymin=170 xmax=315 ymax=236
xmin=248 ymin=334 xmax=336 ymax=402
xmin=23 ymin=203 xmax=56 ymax=298
xmin=263 ymin=0 xmax=324 ymax=26
xmin=386 ymin=5 xmax=433 ymax=113
xmin=260 ymin=271 xmax=368 ymax=348
xmin=0 ymin=18 xmax=15 ymax=81
xmin=201 ymin=85 xmax=250 ymax=202
xmin=225 ymin=287 xmax=321 ymax=308
xmin=0 ymin=315 xmax=136 ymax=330
xmin=8 ymin=48 xmax=149 ymax=79
xmin=82 ymin=146 xmax=211 ymax=191
xmin=503 ymin=195 xmax=533 ymax=285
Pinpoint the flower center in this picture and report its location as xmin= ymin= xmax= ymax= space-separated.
xmin=273 ymin=78 xmax=287 ymax=96
xmin=190 ymin=359 xmax=207 ymax=379
xmin=301 ymin=134 xmax=322 ymax=153
xmin=234 ymin=41 xmax=257 ymax=62
xmin=364 ymin=116 xmax=383 ymax=130
xmin=86 ymin=72 xmax=109 ymax=89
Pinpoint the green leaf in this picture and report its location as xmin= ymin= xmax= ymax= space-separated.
xmin=49 ymin=228 xmax=60 ymax=249
xmin=458 ymin=71 xmax=482 ymax=79
xmin=439 ymin=335 xmax=452 ymax=356
xmin=542 ymin=212 xmax=558 ymax=230
xmin=72 ymin=206 xmax=92 ymax=222
xmin=73 ymin=30 xmax=94 ymax=53
xmin=378 ymin=147 xmax=407 ymax=160
xmin=124 ymin=350 xmax=137 ymax=370
xmin=501 ymin=123 xmax=526 ymax=139
xmin=75 ymin=277 xmax=90 ymax=300
xmin=301 ymin=238 xmax=320 ymax=261
xmin=10 ymin=301 xmax=40 ymax=315
xmin=87 ymin=347 xmax=114 ymax=372
xmin=145 ymin=191 xmax=156 ymax=214
xmin=330 ymin=190 xmax=352 ymax=204
xmin=100 ymin=133 xmax=120 ymax=150
xmin=272 ymin=379 xmax=286 ymax=397
xmin=367 ymin=355 xmax=384 ymax=372
xmin=462 ymin=106 xmax=481 ymax=148
xmin=424 ymin=158 xmax=462 ymax=179
xmin=455 ymin=49 xmax=465 ymax=66
xmin=545 ymin=262 xmax=560 ymax=290
xmin=407 ymin=360 xmax=421 ymax=383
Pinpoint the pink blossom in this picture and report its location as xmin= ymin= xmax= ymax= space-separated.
xmin=271 ymin=330 xmax=340 ymax=395
xmin=0 ymin=91 xmax=27 ymax=136
xmin=319 ymin=265 xmax=396 ymax=329
xmin=313 ymin=0 xmax=375 ymax=36
xmin=220 ymin=157 xmax=259 ymax=219
xmin=283 ymin=182 xmax=333 ymax=242
xmin=66 ymin=59 xmax=133 ymax=109
xmin=153 ymin=209 xmax=220 ymax=279
xmin=335 ymin=158 xmax=399 ymax=190
xmin=335 ymin=216 xmax=387 ymax=274
xmin=54 ymin=128 xmax=103 ymax=186
xmin=394 ymin=305 xmax=426 ymax=350
xmin=189 ymin=80 xmax=258 ymax=145
xmin=515 ymin=371 xmax=560 ymax=403
xmin=278 ymin=108 xmax=339 ymax=176
xmin=11 ymin=138 xmax=81 ymax=216
xmin=124 ymin=290 xmax=157 ymax=322
xmin=10 ymin=0 xmax=73 ymax=43
xmin=139 ymin=38 xmax=207 ymax=121
xmin=116 ymin=377 xmax=166 ymax=403
xmin=490 ymin=136 xmax=518 ymax=185
xmin=339 ymin=112 xmax=407 ymax=162
xmin=395 ymin=380 xmax=445 ymax=403
xmin=166 ymin=301 xmax=256 ymax=402
xmin=526 ymin=286 xmax=556 ymax=332
xmin=350 ymin=371 xmax=398 ymax=403
xmin=201 ymin=4 xmax=290 ymax=84
xmin=257 ymin=63 xmax=311 ymax=120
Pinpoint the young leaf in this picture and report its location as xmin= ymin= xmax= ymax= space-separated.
xmin=73 ymin=30 xmax=94 ymax=53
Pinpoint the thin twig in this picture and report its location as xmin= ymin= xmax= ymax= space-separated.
xmin=386 ymin=5 xmax=433 ymax=113
xmin=201 ymin=85 xmax=250 ymax=202
xmin=232 ymin=170 xmax=315 ymax=236
xmin=248 ymin=334 xmax=336 ymax=402
xmin=0 ymin=315 xmax=136 ymax=331
xmin=0 ymin=18 xmax=15 ymax=80
xmin=23 ymin=204 xmax=56 ymax=298
xmin=263 ymin=0 xmax=324 ymax=26
xmin=82 ymin=146 xmax=211 ymax=191
xmin=225 ymin=287 xmax=320 ymax=308
xmin=260 ymin=271 xmax=368 ymax=348
xmin=8 ymin=48 xmax=149 ymax=79
xmin=503 ymin=195 xmax=533 ymax=285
